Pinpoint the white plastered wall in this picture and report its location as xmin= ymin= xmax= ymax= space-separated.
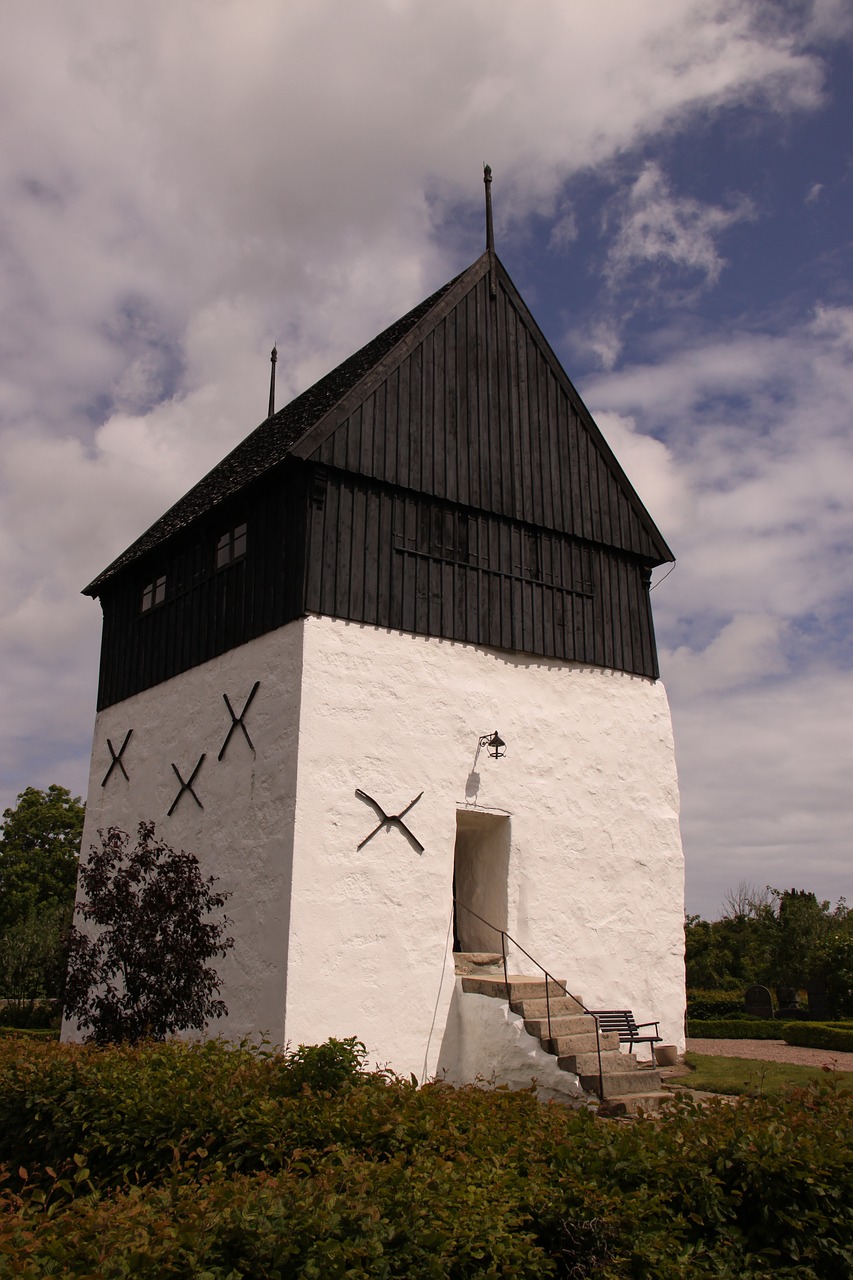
xmin=62 ymin=622 xmax=304 ymax=1044
xmin=64 ymin=612 xmax=686 ymax=1080
xmin=285 ymin=615 xmax=685 ymax=1079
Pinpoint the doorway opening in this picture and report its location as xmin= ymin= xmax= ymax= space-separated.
xmin=452 ymin=810 xmax=510 ymax=954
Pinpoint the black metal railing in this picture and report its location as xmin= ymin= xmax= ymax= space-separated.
xmin=453 ymin=898 xmax=604 ymax=1100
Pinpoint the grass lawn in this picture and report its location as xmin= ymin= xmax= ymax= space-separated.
xmin=669 ymin=1052 xmax=853 ymax=1097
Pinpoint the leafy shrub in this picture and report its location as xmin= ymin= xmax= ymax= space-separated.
xmin=2 ymin=1039 xmax=853 ymax=1277
xmin=686 ymin=988 xmax=746 ymax=1020
xmin=0 ymin=1036 xmax=373 ymax=1194
xmin=283 ymin=1035 xmax=368 ymax=1093
xmin=782 ymin=1021 xmax=853 ymax=1052
xmin=687 ymin=1019 xmax=785 ymax=1039
xmin=65 ymin=823 xmax=233 ymax=1044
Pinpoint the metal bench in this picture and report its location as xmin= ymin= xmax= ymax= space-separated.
xmin=589 ymin=1010 xmax=662 ymax=1055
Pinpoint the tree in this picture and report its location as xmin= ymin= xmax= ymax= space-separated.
xmin=0 ymin=904 xmax=70 ymax=1025
xmin=771 ymin=888 xmax=836 ymax=991
xmin=64 ymin=822 xmax=233 ymax=1044
xmin=0 ymin=785 xmax=85 ymax=932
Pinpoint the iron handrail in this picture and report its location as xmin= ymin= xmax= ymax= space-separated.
xmin=453 ymin=898 xmax=604 ymax=1101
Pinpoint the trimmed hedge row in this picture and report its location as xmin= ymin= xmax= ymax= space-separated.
xmin=782 ymin=1022 xmax=853 ymax=1053
xmin=2 ymin=1037 xmax=853 ymax=1276
xmin=687 ymin=1019 xmax=784 ymax=1040
xmin=686 ymin=989 xmax=746 ymax=1020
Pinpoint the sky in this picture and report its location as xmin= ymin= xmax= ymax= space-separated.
xmin=1 ymin=0 xmax=851 ymax=919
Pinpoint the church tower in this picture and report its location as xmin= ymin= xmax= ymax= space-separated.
xmin=68 ymin=184 xmax=685 ymax=1089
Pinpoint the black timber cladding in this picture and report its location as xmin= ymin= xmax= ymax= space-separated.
xmin=305 ymin=470 xmax=658 ymax=677
xmin=95 ymin=467 xmax=308 ymax=710
xmin=89 ymin=250 xmax=673 ymax=708
xmin=296 ymin=260 xmax=669 ymax=563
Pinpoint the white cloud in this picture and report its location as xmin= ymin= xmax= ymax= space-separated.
xmin=0 ymin=0 xmax=847 ymax=916
xmin=673 ymin=669 xmax=853 ymax=914
xmin=585 ymin=305 xmax=853 ymax=914
xmin=603 ymin=162 xmax=756 ymax=291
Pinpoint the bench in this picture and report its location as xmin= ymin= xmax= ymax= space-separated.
xmin=588 ymin=1010 xmax=662 ymax=1055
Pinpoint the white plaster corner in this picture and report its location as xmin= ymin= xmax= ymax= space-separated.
xmin=434 ymin=981 xmax=585 ymax=1105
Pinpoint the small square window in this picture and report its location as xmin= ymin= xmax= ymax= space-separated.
xmin=141 ymin=575 xmax=166 ymax=612
xmin=216 ymin=523 xmax=248 ymax=569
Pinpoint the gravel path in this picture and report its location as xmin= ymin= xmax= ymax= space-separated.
xmin=686 ymin=1038 xmax=853 ymax=1071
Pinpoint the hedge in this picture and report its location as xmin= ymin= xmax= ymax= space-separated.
xmin=687 ymin=1019 xmax=784 ymax=1040
xmin=782 ymin=1022 xmax=853 ymax=1053
xmin=2 ymin=1037 xmax=853 ymax=1276
xmin=686 ymin=989 xmax=746 ymax=1020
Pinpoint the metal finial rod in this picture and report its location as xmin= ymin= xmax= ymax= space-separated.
xmin=268 ymin=344 xmax=277 ymax=418
xmin=484 ymin=163 xmax=494 ymax=253
xmin=484 ymin=164 xmax=496 ymax=298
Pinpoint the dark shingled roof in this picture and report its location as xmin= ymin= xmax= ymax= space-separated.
xmin=84 ymin=267 xmax=467 ymax=596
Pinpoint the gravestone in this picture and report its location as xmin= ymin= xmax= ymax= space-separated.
xmin=744 ymin=984 xmax=774 ymax=1019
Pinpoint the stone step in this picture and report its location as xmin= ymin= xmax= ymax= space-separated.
xmin=549 ymin=1030 xmax=621 ymax=1056
xmin=523 ymin=1014 xmax=595 ymax=1040
xmin=511 ymin=995 xmax=585 ymax=1019
xmin=597 ymin=1092 xmax=674 ymax=1118
xmin=461 ymin=975 xmax=567 ymax=1002
xmin=579 ymin=1069 xmax=662 ymax=1097
xmin=556 ymin=1049 xmax=639 ymax=1076
xmin=453 ymin=952 xmax=504 ymax=975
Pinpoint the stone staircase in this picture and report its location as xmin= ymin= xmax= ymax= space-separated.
xmin=461 ymin=972 xmax=670 ymax=1114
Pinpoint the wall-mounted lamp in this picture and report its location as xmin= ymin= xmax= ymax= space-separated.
xmin=478 ymin=730 xmax=506 ymax=759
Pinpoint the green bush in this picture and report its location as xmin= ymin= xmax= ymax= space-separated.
xmin=782 ymin=1022 xmax=853 ymax=1052
xmin=2 ymin=1038 xmax=853 ymax=1277
xmin=687 ymin=1019 xmax=784 ymax=1039
xmin=686 ymin=988 xmax=746 ymax=1020
xmin=0 ymin=1035 xmax=371 ymax=1194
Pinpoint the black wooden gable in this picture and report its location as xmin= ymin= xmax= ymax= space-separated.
xmin=295 ymin=254 xmax=671 ymax=565
xmin=86 ymin=251 xmax=669 ymax=599
xmin=88 ymin=249 xmax=674 ymax=709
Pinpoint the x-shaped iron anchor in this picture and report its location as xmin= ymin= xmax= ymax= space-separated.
xmin=101 ymin=729 xmax=133 ymax=787
xmin=218 ymin=681 xmax=260 ymax=761
xmin=168 ymin=754 xmax=206 ymax=816
xmin=355 ymin=788 xmax=424 ymax=854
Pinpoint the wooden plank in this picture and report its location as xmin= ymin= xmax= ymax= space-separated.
xmin=348 ymin=482 xmax=366 ymax=621
xmin=373 ymin=379 xmax=387 ymax=480
xmin=505 ymin=297 xmax=524 ymax=518
xmin=407 ymin=342 xmax=423 ymax=493
xmin=388 ymin=492 xmax=403 ymax=632
xmin=444 ymin=306 xmax=458 ymax=502
xmin=429 ymin=320 xmax=444 ymax=497
xmin=419 ymin=329 xmax=432 ymax=495
xmin=392 ymin=362 xmax=407 ymax=487
xmin=453 ymin=295 xmax=468 ymax=507
xmin=473 ymin=277 xmax=489 ymax=511
xmin=346 ymin=404 xmax=362 ymax=474
xmin=336 ymin=479 xmax=354 ymax=619
xmin=516 ymin=317 xmax=533 ymax=523
xmin=359 ymin=394 xmax=375 ymax=476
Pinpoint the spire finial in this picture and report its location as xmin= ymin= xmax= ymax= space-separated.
xmin=268 ymin=344 xmax=277 ymax=418
xmin=483 ymin=163 xmax=496 ymax=298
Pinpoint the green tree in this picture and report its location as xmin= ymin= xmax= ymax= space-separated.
xmin=0 ymin=785 xmax=84 ymax=932
xmin=0 ymin=903 xmax=70 ymax=1024
xmin=814 ymin=932 xmax=853 ymax=1018
xmin=685 ymin=882 xmax=777 ymax=990
xmin=771 ymin=888 xmax=831 ymax=991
